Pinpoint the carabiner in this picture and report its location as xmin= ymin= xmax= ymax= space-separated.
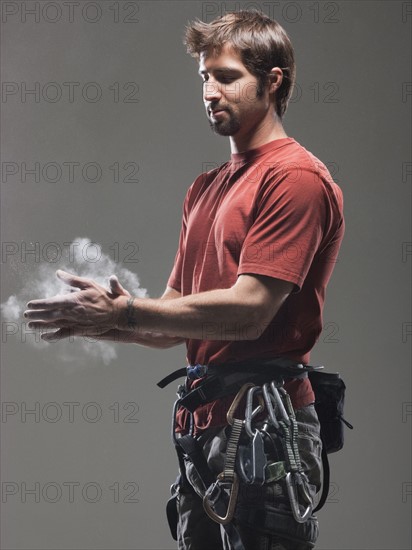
xmin=285 ymin=472 xmax=313 ymax=523
xmin=226 ymin=383 xmax=255 ymax=426
xmin=270 ymin=381 xmax=291 ymax=425
xmin=244 ymin=386 xmax=265 ymax=438
xmin=171 ymin=397 xmax=181 ymax=446
xmin=203 ymin=472 xmax=240 ymax=525
xmin=262 ymin=383 xmax=280 ymax=430
xmin=171 ymin=397 xmax=193 ymax=445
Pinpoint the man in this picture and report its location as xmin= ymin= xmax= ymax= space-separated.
xmin=24 ymin=10 xmax=345 ymax=550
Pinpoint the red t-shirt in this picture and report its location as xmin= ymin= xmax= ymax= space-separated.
xmin=167 ymin=137 xmax=345 ymax=433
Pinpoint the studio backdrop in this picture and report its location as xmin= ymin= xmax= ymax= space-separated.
xmin=1 ymin=1 xmax=411 ymax=549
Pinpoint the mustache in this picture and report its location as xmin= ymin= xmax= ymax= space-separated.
xmin=208 ymin=104 xmax=231 ymax=114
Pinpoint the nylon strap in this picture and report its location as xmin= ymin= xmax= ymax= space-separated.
xmin=222 ymin=418 xmax=243 ymax=481
xmin=176 ymin=435 xmax=215 ymax=490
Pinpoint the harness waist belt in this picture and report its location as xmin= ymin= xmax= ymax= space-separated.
xmin=158 ymin=359 xmax=323 ymax=414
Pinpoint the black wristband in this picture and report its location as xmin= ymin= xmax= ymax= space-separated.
xmin=126 ymin=297 xmax=137 ymax=329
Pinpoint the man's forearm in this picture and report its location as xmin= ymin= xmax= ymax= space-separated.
xmin=122 ymin=288 xmax=185 ymax=348
xmin=24 ymin=272 xmax=291 ymax=343
xmin=118 ymin=287 xmax=271 ymax=341
xmin=130 ymin=330 xmax=185 ymax=348
xmin=93 ymin=328 xmax=185 ymax=348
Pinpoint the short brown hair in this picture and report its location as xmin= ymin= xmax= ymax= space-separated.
xmin=184 ymin=10 xmax=296 ymax=118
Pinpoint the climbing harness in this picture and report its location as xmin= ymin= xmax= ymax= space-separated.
xmin=159 ymin=358 xmax=352 ymax=546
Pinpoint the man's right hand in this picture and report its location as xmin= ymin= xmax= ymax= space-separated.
xmin=41 ymin=276 xmax=184 ymax=349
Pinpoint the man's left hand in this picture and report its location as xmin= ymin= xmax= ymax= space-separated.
xmin=23 ymin=270 xmax=127 ymax=335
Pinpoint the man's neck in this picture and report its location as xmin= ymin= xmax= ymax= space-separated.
xmin=229 ymin=114 xmax=288 ymax=154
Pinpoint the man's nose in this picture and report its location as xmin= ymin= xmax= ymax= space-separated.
xmin=203 ymin=81 xmax=222 ymax=102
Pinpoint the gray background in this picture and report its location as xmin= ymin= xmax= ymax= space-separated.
xmin=1 ymin=0 xmax=411 ymax=549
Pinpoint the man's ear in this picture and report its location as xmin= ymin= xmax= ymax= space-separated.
xmin=268 ymin=68 xmax=283 ymax=93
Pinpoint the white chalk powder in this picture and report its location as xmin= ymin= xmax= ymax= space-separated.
xmin=1 ymin=237 xmax=148 ymax=368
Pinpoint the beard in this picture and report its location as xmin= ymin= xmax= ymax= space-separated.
xmin=208 ymin=107 xmax=241 ymax=136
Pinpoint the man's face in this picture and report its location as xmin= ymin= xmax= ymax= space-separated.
xmin=199 ymin=43 xmax=269 ymax=137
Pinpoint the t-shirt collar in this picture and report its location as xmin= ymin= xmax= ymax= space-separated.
xmin=230 ymin=137 xmax=295 ymax=164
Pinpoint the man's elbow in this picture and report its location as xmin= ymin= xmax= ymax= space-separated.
xmin=231 ymin=275 xmax=292 ymax=340
xmin=241 ymin=304 xmax=279 ymax=341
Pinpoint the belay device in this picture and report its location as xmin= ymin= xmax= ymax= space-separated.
xmin=158 ymin=359 xmax=353 ymax=547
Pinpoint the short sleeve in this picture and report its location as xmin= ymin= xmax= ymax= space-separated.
xmin=166 ymin=172 xmax=207 ymax=292
xmin=238 ymin=169 xmax=327 ymax=291
xmin=166 ymin=199 xmax=188 ymax=293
